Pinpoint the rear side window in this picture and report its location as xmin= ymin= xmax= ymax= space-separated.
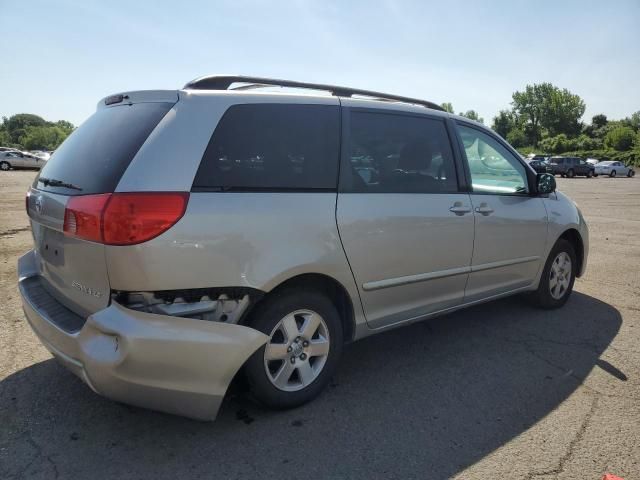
xmin=35 ymin=103 xmax=173 ymax=195
xmin=343 ymin=111 xmax=458 ymax=193
xmin=193 ymin=104 xmax=340 ymax=191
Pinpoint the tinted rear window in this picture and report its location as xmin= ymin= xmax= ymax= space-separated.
xmin=343 ymin=111 xmax=458 ymax=193
xmin=193 ymin=104 xmax=340 ymax=191
xmin=35 ymin=102 xmax=173 ymax=195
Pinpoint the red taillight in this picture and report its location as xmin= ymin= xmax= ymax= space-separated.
xmin=64 ymin=194 xmax=111 ymax=243
xmin=103 ymin=193 xmax=189 ymax=245
xmin=63 ymin=192 xmax=189 ymax=245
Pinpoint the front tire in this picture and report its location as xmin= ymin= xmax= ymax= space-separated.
xmin=0 ymin=161 xmax=10 ymax=171
xmin=567 ymin=169 xmax=575 ymax=178
xmin=530 ymin=239 xmax=576 ymax=309
xmin=244 ymin=289 xmax=343 ymax=409
xmin=587 ymin=170 xmax=593 ymax=178
xmin=610 ymin=170 xmax=617 ymax=178
xmin=628 ymin=170 xmax=635 ymax=178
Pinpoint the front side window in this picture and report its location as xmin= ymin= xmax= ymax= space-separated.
xmin=343 ymin=111 xmax=458 ymax=193
xmin=193 ymin=104 xmax=340 ymax=190
xmin=458 ymin=125 xmax=528 ymax=194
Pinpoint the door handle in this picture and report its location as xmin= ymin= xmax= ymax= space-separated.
xmin=449 ymin=203 xmax=471 ymax=215
xmin=474 ymin=203 xmax=494 ymax=215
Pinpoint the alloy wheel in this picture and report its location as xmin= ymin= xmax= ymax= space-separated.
xmin=549 ymin=252 xmax=572 ymax=300
xmin=263 ymin=309 xmax=330 ymax=392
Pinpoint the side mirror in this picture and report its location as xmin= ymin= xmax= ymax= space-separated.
xmin=537 ymin=173 xmax=556 ymax=195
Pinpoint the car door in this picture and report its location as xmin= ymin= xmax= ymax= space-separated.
xmin=337 ymin=107 xmax=474 ymax=329
xmin=9 ymin=152 xmax=25 ymax=167
xmin=455 ymin=123 xmax=548 ymax=302
xmin=615 ymin=162 xmax=628 ymax=175
xmin=24 ymin=155 xmax=39 ymax=168
xmin=576 ymin=158 xmax=589 ymax=175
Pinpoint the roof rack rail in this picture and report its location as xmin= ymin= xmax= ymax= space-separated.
xmin=183 ymin=75 xmax=444 ymax=112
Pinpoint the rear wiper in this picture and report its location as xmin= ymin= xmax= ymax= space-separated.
xmin=38 ymin=177 xmax=83 ymax=191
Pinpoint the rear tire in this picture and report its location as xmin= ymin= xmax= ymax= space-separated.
xmin=610 ymin=170 xmax=617 ymax=178
xmin=244 ymin=289 xmax=343 ymax=409
xmin=587 ymin=170 xmax=593 ymax=178
xmin=530 ymin=239 xmax=577 ymax=309
xmin=567 ymin=169 xmax=575 ymax=178
xmin=0 ymin=161 xmax=10 ymax=171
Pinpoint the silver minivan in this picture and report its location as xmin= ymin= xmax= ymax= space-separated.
xmin=19 ymin=76 xmax=588 ymax=420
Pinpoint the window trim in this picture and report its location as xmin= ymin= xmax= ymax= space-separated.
xmin=338 ymin=107 xmax=464 ymax=194
xmin=453 ymin=120 xmax=538 ymax=197
xmin=192 ymin=103 xmax=342 ymax=193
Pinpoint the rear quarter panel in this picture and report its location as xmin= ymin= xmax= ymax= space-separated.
xmin=104 ymin=193 xmax=367 ymax=330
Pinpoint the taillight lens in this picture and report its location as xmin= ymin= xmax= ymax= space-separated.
xmin=103 ymin=193 xmax=189 ymax=245
xmin=63 ymin=192 xmax=188 ymax=245
xmin=64 ymin=194 xmax=110 ymax=243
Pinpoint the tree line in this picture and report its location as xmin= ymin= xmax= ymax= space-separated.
xmin=0 ymin=114 xmax=75 ymax=151
xmin=444 ymin=82 xmax=640 ymax=165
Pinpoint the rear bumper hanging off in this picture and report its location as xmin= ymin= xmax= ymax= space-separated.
xmin=18 ymin=250 xmax=268 ymax=420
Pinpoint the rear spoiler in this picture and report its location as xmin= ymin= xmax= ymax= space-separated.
xmin=97 ymin=90 xmax=179 ymax=110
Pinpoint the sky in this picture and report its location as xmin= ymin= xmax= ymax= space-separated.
xmin=1 ymin=0 xmax=638 ymax=127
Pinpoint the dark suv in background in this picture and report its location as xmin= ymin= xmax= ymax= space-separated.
xmin=549 ymin=156 xmax=595 ymax=178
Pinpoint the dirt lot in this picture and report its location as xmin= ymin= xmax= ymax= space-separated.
xmin=0 ymin=170 xmax=638 ymax=479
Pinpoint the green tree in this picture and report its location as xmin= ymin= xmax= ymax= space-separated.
xmin=623 ymin=111 xmax=640 ymax=130
xmin=459 ymin=110 xmax=484 ymax=124
xmin=604 ymin=126 xmax=636 ymax=151
xmin=19 ymin=125 xmax=68 ymax=151
xmin=440 ymin=102 xmax=454 ymax=113
xmin=55 ymin=120 xmax=75 ymax=135
xmin=592 ymin=114 xmax=608 ymax=129
xmin=0 ymin=129 xmax=11 ymax=146
xmin=511 ymin=83 xmax=585 ymax=146
xmin=492 ymin=109 xmax=517 ymax=138
xmin=506 ymin=128 xmax=527 ymax=148
xmin=4 ymin=114 xmax=47 ymax=144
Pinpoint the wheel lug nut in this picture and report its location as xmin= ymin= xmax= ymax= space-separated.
xmin=287 ymin=346 xmax=292 ymax=353
xmin=303 ymin=341 xmax=309 ymax=347
xmin=300 ymin=353 xmax=307 ymax=360
xmin=290 ymin=357 xmax=296 ymax=364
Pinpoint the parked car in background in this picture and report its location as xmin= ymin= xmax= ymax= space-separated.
xmin=525 ymin=157 xmax=553 ymax=174
xmin=594 ymin=161 xmax=635 ymax=177
xmin=0 ymin=150 xmax=47 ymax=170
xmin=549 ymin=156 xmax=595 ymax=178
xmin=30 ymin=150 xmax=51 ymax=161
xmin=528 ymin=154 xmax=551 ymax=162
xmin=585 ymin=158 xmax=600 ymax=166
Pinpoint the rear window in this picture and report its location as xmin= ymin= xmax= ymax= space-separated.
xmin=193 ymin=104 xmax=340 ymax=191
xmin=34 ymin=102 xmax=173 ymax=195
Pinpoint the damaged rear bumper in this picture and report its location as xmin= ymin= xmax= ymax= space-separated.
xmin=18 ymin=250 xmax=268 ymax=420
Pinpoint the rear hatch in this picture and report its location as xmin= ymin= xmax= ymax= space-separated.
xmin=26 ymin=92 xmax=176 ymax=318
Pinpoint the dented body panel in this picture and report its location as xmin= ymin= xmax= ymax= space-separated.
xmin=19 ymin=250 xmax=268 ymax=420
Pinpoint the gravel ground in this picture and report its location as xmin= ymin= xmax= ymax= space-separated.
xmin=0 ymin=170 xmax=638 ymax=480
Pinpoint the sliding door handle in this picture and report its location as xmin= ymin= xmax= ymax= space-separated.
xmin=475 ymin=203 xmax=494 ymax=215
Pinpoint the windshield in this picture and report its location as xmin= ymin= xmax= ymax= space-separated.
xmin=34 ymin=102 xmax=173 ymax=195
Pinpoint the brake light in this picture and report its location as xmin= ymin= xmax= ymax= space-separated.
xmin=103 ymin=193 xmax=189 ymax=245
xmin=64 ymin=194 xmax=110 ymax=243
xmin=63 ymin=193 xmax=189 ymax=245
